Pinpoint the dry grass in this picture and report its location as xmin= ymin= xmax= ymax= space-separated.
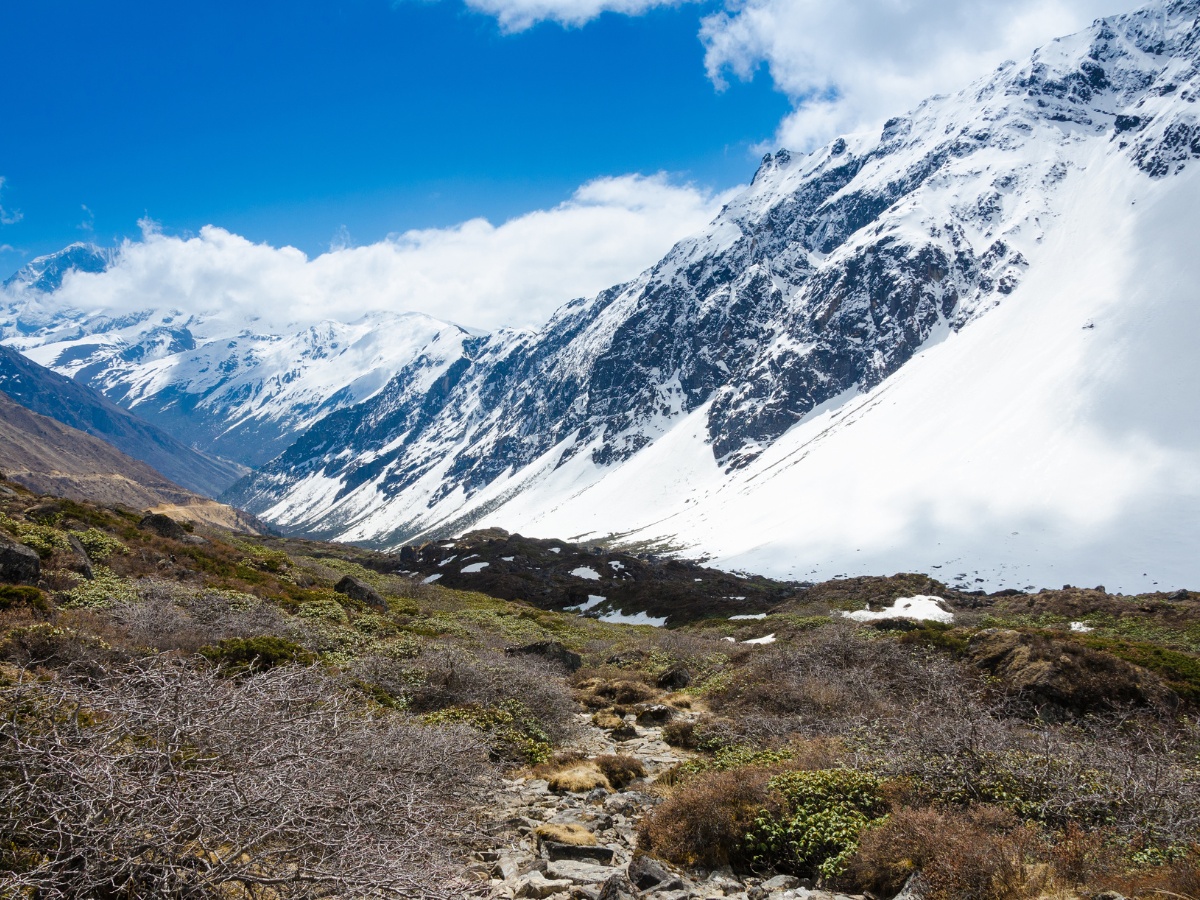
xmin=548 ymin=763 xmax=611 ymax=793
xmin=591 ymin=709 xmax=625 ymax=729
xmin=534 ymin=823 xmax=597 ymax=846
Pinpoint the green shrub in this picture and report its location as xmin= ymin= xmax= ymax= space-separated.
xmin=746 ymin=769 xmax=887 ymax=880
xmin=0 ymin=514 xmax=69 ymax=559
xmin=422 ymin=699 xmax=552 ymax=765
xmin=59 ymin=567 xmax=138 ymax=609
xmin=199 ymin=636 xmax=316 ymax=674
xmin=72 ymin=528 xmax=127 ymax=561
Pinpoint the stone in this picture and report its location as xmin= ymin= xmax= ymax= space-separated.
xmin=597 ymin=873 xmax=638 ymax=900
xmin=635 ymin=704 xmax=674 ymax=725
xmin=627 ymin=854 xmax=683 ymax=890
xmin=0 ymin=538 xmax=40 ymax=585
xmin=138 ymin=513 xmax=190 ymax=541
xmin=546 ymin=860 xmax=617 ymax=884
xmin=656 ymin=665 xmax=691 ymax=690
xmin=544 ymin=842 xmax=617 ymax=865
xmin=334 ymin=574 xmax=387 ymax=610
xmin=67 ymin=535 xmax=94 ymax=580
xmin=516 ymin=872 xmax=573 ymax=898
xmin=762 ymin=875 xmax=801 ymax=892
xmin=506 ymin=640 xmax=583 ymax=672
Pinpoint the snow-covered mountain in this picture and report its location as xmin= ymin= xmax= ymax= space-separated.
xmin=0 ymin=260 xmax=472 ymax=468
xmin=231 ymin=0 xmax=1200 ymax=593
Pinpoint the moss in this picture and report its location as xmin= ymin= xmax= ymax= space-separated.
xmin=897 ymin=622 xmax=972 ymax=655
xmin=0 ymin=585 xmax=49 ymax=614
xmin=1077 ymin=635 xmax=1200 ymax=701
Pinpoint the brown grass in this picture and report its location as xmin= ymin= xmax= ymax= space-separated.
xmin=547 ymin=763 xmax=610 ymax=794
xmin=591 ymin=709 xmax=625 ymax=730
xmin=534 ymin=823 xmax=597 ymax=846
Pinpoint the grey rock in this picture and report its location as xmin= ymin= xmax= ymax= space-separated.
xmin=67 ymin=535 xmax=94 ymax=580
xmin=635 ymin=704 xmax=675 ymax=726
xmin=0 ymin=538 xmax=39 ymax=585
xmin=516 ymin=872 xmax=573 ymax=898
xmin=762 ymin=875 xmax=801 ymax=892
xmin=546 ymin=860 xmax=618 ymax=884
xmin=138 ymin=513 xmax=190 ymax=541
xmin=333 ymin=574 xmax=386 ymax=610
xmin=543 ymin=842 xmax=616 ymax=865
xmin=597 ymin=873 xmax=638 ymax=900
xmin=627 ymin=854 xmax=682 ymax=890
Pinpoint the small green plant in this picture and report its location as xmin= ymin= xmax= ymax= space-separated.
xmin=59 ymin=567 xmax=138 ymax=609
xmin=422 ymin=699 xmax=552 ymax=765
xmin=0 ymin=514 xmax=69 ymax=559
xmin=199 ymin=636 xmax=317 ymax=673
xmin=72 ymin=528 xmax=128 ymax=561
xmin=746 ymin=769 xmax=887 ymax=880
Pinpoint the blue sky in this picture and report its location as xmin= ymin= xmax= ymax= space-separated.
xmin=0 ymin=0 xmax=787 ymax=272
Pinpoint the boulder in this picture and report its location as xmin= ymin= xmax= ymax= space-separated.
xmin=334 ymin=575 xmax=387 ymax=610
xmin=635 ymin=704 xmax=674 ymax=725
xmin=597 ymin=873 xmax=639 ymax=900
xmin=139 ymin=513 xmax=189 ymax=541
xmin=506 ymin=640 xmax=583 ymax=672
xmin=515 ymin=872 xmax=572 ymax=898
xmin=627 ymin=855 xmax=683 ymax=891
xmin=543 ymin=842 xmax=616 ymax=864
xmin=656 ymin=665 xmax=692 ymax=690
xmin=545 ymin=860 xmax=617 ymax=884
xmin=0 ymin=538 xmax=39 ymax=584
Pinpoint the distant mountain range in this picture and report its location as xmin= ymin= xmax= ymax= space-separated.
xmin=4 ymin=0 xmax=1200 ymax=592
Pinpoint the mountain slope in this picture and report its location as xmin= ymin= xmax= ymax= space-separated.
xmin=0 ymin=345 xmax=244 ymax=497
xmin=229 ymin=0 xmax=1200 ymax=593
xmin=0 ymin=258 xmax=473 ymax=468
xmin=0 ymin=391 xmax=263 ymax=531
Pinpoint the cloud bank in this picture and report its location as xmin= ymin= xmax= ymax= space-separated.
xmin=700 ymin=0 xmax=1122 ymax=149
xmin=34 ymin=174 xmax=731 ymax=332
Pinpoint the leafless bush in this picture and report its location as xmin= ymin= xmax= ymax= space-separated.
xmin=0 ymin=658 xmax=492 ymax=899
xmin=106 ymin=580 xmax=294 ymax=654
xmin=355 ymin=645 xmax=579 ymax=742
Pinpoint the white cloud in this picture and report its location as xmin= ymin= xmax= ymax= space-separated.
xmin=0 ymin=178 xmax=22 ymax=226
xmin=37 ymin=173 xmax=732 ymax=332
xmin=446 ymin=0 xmax=692 ymax=32
xmin=700 ymin=0 xmax=1123 ymax=150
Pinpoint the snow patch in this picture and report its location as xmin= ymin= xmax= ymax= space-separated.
xmin=461 ymin=562 xmax=490 ymax=573
xmin=599 ymin=609 xmax=667 ymax=627
xmin=571 ymin=566 xmax=601 ymax=580
xmin=1070 ymin=621 xmax=1094 ymax=633
xmin=742 ymin=633 xmax=777 ymax=645
xmin=422 ymin=573 xmax=442 ymax=584
xmin=843 ymin=595 xmax=954 ymax=624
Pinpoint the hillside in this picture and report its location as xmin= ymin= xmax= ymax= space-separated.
xmin=0 ymin=482 xmax=1196 ymax=899
xmin=0 ymin=344 xmax=244 ymax=497
xmin=0 ymin=392 xmax=264 ymax=532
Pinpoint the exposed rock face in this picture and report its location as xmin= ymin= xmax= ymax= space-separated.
xmin=0 ymin=538 xmax=40 ymax=584
xmin=228 ymin=0 xmax=1200 ymax=555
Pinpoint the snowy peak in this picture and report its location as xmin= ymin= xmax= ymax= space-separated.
xmin=3 ymin=243 xmax=113 ymax=294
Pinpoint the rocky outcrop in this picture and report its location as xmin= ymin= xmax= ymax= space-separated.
xmin=0 ymin=538 xmax=39 ymax=584
xmin=334 ymin=575 xmax=387 ymax=611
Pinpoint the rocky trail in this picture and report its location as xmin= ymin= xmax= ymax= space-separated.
xmin=470 ymin=706 xmax=868 ymax=900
